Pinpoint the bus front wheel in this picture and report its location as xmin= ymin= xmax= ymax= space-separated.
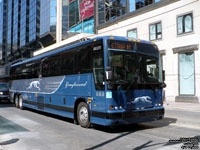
xmin=77 ymin=102 xmax=90 ymax=128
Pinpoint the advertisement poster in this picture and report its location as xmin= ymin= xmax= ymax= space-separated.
xmin=80 ymin=0 xmax=94 ymax=20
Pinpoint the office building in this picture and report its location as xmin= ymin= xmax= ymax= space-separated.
xmin=0 ymin=0 xmax=7 ymax=64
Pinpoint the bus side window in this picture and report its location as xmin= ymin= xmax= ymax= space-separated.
xmin=60 ymin=51 xmax=74 ymax=75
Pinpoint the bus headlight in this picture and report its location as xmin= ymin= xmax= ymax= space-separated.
xmin=0 ymin=92 xmax=3 ymax=95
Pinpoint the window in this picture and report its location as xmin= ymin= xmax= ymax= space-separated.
xmin=177 ymin=13 xmax=193 ymax=35
xmin=98 ymin=0 xmax=127 ymax=24
xmin=127 ymin=29 xmax=137 ymax=38
xmin=136 ymin=0 xmax=153 ymax=10
xmin=149 ymin=22 xmax=162 ymax=41
xmin=75 ymin=49 xmax=92 ymax=74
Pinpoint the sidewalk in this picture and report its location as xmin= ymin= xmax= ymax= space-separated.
xmin=163 ymin=101 xmax=200 ymax=130
xmin=164 ymin=101 xmax=200 ymax=112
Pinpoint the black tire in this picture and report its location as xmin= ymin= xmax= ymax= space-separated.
xmin=15 ymin=95 xmax=19 ymax=108
xmin=18 ymin=95 xmax=24 ymax=110
xmin=77 ymin=102 xmax=90 ymax=128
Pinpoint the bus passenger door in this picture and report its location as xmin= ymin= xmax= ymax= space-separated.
xmin=91 ymin=47 xmax=106 ymax=117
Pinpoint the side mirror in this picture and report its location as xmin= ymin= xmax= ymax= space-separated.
xmin=162 ymin=70 xmax=165 ymax=82
xmin=161 ymin=82 xmax=166 ymax=88
xmin=105 ymin=71 xmax=113 ymax=81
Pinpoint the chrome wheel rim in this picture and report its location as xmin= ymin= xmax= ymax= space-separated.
xmin=79 ymin=106 xmax=88 ymax=123
xmin=19 ymin=96 xmax=22 ymax=108
xmin=15 ymin=97 xmax=18 ymax=106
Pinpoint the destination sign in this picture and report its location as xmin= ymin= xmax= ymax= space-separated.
xmin=108 ymin=40 xmax=133 ymax=50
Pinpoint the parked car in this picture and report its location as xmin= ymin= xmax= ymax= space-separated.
xmin=0 ymin=82 xmax=9 ymax=102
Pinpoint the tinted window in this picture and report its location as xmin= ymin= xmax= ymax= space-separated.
xmin=75 ymin=46 xmax=92 ymax=74
xmin=10 ymin=60 xmax=40 ymax=80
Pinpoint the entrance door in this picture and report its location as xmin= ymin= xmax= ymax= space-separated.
xmin=179 ymin=52 xmax=195 ymax=95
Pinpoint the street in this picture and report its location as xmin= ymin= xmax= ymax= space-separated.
xmin=0 ymin=102 xmax=199 ymax=150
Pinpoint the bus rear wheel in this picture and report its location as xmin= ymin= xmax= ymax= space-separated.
xmin=77 ymin=102 xmax=90 ymax=128
xmin=15 ymin=95 xmax=19 ymax=108
xmin=18 ymin=95 xmax=24 ymax=110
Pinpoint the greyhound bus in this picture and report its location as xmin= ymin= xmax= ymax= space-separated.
xmin=9 ymin=36 xmax=166 ymax=127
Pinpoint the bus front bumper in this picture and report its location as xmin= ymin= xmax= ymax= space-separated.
xmin=92 ymin=107 xmax=164 ymax=126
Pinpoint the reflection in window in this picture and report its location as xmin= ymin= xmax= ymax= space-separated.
xmin=129 ymin=0 xmax=136 ymax=12
xmin=136 ymin=0 xmax=153 ymax=10
xmin=62 ymin=0 xmax=68 ymax=40
xmin=69 ymin=0 xmax=79 ymax=28
xmin=149 ymin=22 xmax=162 ymax=41
xmin=105 ymin=0 xmax=127 ymax=21
xmin=40 ymin=0 xmax=57 ymax=36
xmin=127 ymin=29 xmax=137 ymax=38
xmin=29 ymin=0 xmax=40 ymax=43
xmin=177 ymin=13 xmax=193 ymax=35
xmin=98 ymin=0 xmax=126 ymax=24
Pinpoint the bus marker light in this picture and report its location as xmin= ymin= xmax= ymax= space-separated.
xmin=94 ymin=105 xmax=96 ymax=107
xmin=137 ymin=40 xmax=141 ymax=42
xmin=114 ymin=106 xmax=118 ymax=110
xmin=110 ymin=37 xmax=114 ymax=39
xmin=128 ymin=39 xmax=132 ymax=41
xmin=110 ymin=105 xmax=113 ymax=110
xmin=133 ymin=39 xmax=136 ymax=42
xmin=152 ymin=42 xmax=155 ymax=45
xmin=35 ymin=93 xmax=38 ymax=97
xmin=88 ymin=97 xmax=92 ymax=103
xmin=93 ymin=39 xmax=96 ymax=42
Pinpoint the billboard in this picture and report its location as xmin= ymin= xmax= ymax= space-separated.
xmin=80 ymin=0 xmax=94 ymax=20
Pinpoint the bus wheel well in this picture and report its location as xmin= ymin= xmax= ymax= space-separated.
xmin=74 ymin=98 xmax=87 ymax=124
xmin=14 ymin=93 xmax=19 ymax=102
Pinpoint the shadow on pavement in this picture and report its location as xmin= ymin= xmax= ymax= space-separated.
xmin=85 ymin=117 xmax=177 ymax=150
xmin=92 ymin=117 xmax=177 ymax=133
xmin=133 ymin=135 xmax=200 ymax=150
xmin=24 ymin=107 xmax=74 ymax=124
xmin=0 ymin=138 xmax=19 ymax=145
xmin=0 ymin=102 xmax=14 ymax=108
xmin=0 ymin=116 xmax=29 ymax=135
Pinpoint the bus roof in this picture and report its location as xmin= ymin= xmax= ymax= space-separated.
xmin=11 ymin=36 xmax=154 ymax=67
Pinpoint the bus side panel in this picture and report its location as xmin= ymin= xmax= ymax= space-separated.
xmin=60 ymin=74 xmax=92 ymax=97
xmin=10 ymin=74 xmax=93 ymax=120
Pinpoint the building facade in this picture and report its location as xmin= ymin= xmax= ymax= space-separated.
xmin=96 ymin=0 xmax=200 ymax=103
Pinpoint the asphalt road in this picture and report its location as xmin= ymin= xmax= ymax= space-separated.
xmin=0 ymin=102 xmax=199 ymax=150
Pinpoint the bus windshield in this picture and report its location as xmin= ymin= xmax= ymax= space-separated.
xmin=107 ymin=40 xmax=163 ymax=86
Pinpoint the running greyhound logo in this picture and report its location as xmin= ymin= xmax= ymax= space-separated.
xmin=128 ymin=96 xmax=152 ymax=104
xmin=27 ymin=81 xmax=41 ymax=91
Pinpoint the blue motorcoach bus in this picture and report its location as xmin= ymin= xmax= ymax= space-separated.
xmin=10 ymin=36 xmax=166 ymax=127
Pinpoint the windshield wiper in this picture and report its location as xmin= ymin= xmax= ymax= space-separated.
xmin=110 ymin=79 xmax=128 ymax=84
